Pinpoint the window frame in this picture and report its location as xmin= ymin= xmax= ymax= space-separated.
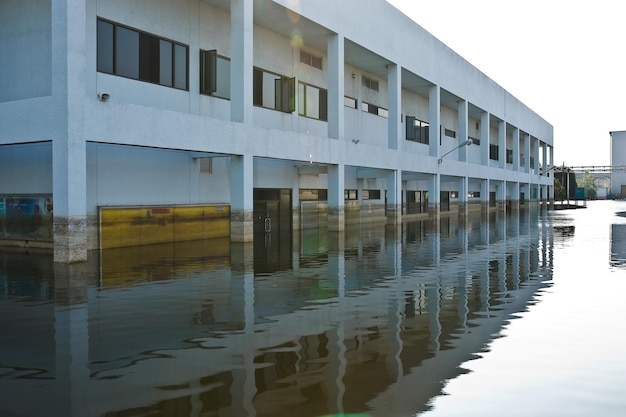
xmin=96 ymin=17 xmax=189 ymax=91
xmin=253 ymin=67 xmax=295 ymax=113
xmin=298 ymin=81 xmax=328 ymax=121
xmin=405 ymin=116 xmax=430 ymax=144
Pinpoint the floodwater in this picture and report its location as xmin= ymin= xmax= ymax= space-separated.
xmin=1 ymin=201 xmax=625 ymax=417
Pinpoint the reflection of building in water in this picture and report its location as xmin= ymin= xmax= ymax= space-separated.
xmin=0 ymin=210 xmax=553 ymax=417
xmin=610 ymin=224 xmax=626 ymax=267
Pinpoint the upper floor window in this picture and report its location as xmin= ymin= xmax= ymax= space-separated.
xmin=199 ymin=49 xmax=230 ymax=99
xmin=362 ymin=102 xmax=388 ymax=118
xmin=253 ymin=67 xmax=295 ymax=113
xmin=490 ymin=144 xmax=499 ymax=161
xmin=405 ymin=116 xmax=429 ymax=144
xmin=444 ymin=128 xmax=456 ymax=138
xmin=97 ymin=19 xmax=188 ymax=90
xmin=298 ymin=82 xmax=327 ymax=121
xmin=300 ymin=50 xmax=323 ymax=70
xmin=362 ymin=76 xmax=379 ymax=91
xmin=506 ymin=149 xmax=513 ymax=164
xmin=344 ymin=96 xmax=357 ymax=109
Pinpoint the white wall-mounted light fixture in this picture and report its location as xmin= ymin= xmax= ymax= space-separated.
xmin=438 ymin=138 xmax=473 ymax=165
xmin=98 ymin=93 xmax=110 ymax=102
xmin=352 ymin=139 xmax=360 ymax=144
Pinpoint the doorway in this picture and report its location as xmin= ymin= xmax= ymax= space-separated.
xmin=253 ymin=189 xmax=292 ymax=273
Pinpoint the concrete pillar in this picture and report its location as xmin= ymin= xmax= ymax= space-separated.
xmin=52 ymin=0 xmax=87 ymax=263
xmin=458 ymin=100 xmax=469 ymax=161
xmin=497 ymin=180 xmax=506 ymax=211
xmin=387 ymin=63 xmax=401 ymax=150
xmin=481 ymin=112 xmax=490 ymax=166
xmin=292 ymin=168 xmax=301 ymax=230
xmin=498 ymin=120 xmax=506 ymax=169
xmin=481 ymin=178 xmax=490 ymax=214
xmin=429 ymin=85 xmax=440 ymax=158
xmin=513 ymin=127 xmax=520 ymax=172
xmin=386 ymin=169 xmax=402 ymax=223
xmin=458 ymin=176 xmax=468 ymax=216
xmin=533 ymin=137 xmax=540 ymax=177
xmin=328 ymin=34 xmax=344 ymax=140
xmin=230 ymin=0 xmax=253 ymax=123
xmin=328 ymin=164 xmax=345 ymax=231
xmin=428 ymin=173 xmax=440 ymax=218
xmin=511 ymin=182 xmax=520 ymax=212
xmin=524 ymin=132 xmax=531 ymax=173
xmin=230 ymin=154 xmax=254 ymax=242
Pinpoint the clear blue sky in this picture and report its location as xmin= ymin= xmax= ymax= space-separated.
xmin=388 ymin=0 xmax=626 ymax=166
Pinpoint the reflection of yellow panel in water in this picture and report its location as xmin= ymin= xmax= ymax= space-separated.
xmin=100 ymin=237 xmax=231 ymax=287
xmin=100 ymin=205 xmax=230 ymax=249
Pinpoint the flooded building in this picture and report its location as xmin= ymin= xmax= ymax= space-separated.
xmin=0 ymin=0 xmax=554 ymax=261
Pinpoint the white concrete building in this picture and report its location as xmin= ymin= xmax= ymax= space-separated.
xmin=610 ymin=131 xmax=626 ymax=197
xmin=0 ymin=0 xmax=554 ymax=262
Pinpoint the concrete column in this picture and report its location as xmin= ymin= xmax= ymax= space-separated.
xmin=328 ymin=34 xmax=344 ymax=140
xmin=52 ymin=0 xmax=87 ymax=263
xmin=458 ymin=176 xmax=468 ymax=216
xmin=428 ymin=85 xmax=440 ymax=158
xmin=513 ymin=127 xmax=520 ymax=172
xmin=541 ymin=142 xmax=548 ymax=177
xmin=533 ymin=137 xmax=540 ymax=177
xmin=498 ymin=120 xmax=506 ymax=169
xmin=328 ymin=164 xmax=345 ymax=231
xmin=230 ymin=0 xmax=253 ymax=123
xmin=386 ymin=169 xmax=402 ymax=223
xmin=497 ymin=180 xmax=506 ymax=211
xmin=524 ymin=132 xmax=531 ymax=173
xmin=511 ymin=182 xmax=520 ymax=212
xmin=292 ymin=168 xmax=301 ymax=230
xmin=230 ymin=154 xmax=254 ymax=242
xmin=458 ymin=100 xmax=469 ymax=161
xmin=481 ymin=112 xmax=490 ymax=166
xmin=481 ymin=178 xmax=490 ymax=214
xmin=428 ymin=173 xmax=440 ymax=218
xmin=387 ymin=63 xmax=401 ymax=150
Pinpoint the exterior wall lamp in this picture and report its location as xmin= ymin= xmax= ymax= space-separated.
xmin=98 ymin=93 xmax=110 ymax=102
xmin=438 ymin=138 xmax=473 ymax=165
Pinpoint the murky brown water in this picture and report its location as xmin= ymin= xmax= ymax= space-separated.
xmin=1 ymin=202 xmax=625 ymax=417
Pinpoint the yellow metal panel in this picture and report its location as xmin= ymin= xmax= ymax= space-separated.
xmin=100 ymin=205 xmax=230 ymax=249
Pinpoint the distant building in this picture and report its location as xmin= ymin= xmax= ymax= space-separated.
xmin=610 ymin=131 xmax=626 ymax=197
xmin=0 ymin=0 xmax=554 ymax=262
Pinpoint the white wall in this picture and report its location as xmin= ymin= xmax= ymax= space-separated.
xmin=86 ymin=143 xmax=230 ymax=214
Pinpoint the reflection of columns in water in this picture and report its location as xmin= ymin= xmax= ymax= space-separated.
xmin=229 ymin=242 xmax=257 ymax=417
xmin=427 ymin=228 xmax=441 ymax=352
xmin=326 ymin=322 xmax=347 ymax=414
xmin=386 ymin=226 xmax=404 ymax=382
xmin=54 ymin=263 xmax=90 ymax=417
xmin=457 ymin=223 xmax=469 ymax=330
xmin=327 ymin=232 xmax=346 ymax=413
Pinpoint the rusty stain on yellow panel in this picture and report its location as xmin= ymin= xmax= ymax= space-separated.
xmin=100 ymin=205 xmax=230 ymax=249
